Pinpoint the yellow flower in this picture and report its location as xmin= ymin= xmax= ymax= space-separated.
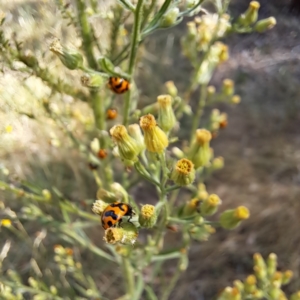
xmin=104 ymin=223 xmax=138 ymax=245
xmin=220 ymin=206 xmax=250 ymax=229
xmin=171 ymin=158 xmax=195 ymax=186
xmin=139 ymin=205 xmax=157 ymax=228
xmin=1 ymin=219 xmax=11 ymax=227
xmin=110 ymin=125 xmax=141 ymax=161
xmin=200 ymin=194 xmax=222 ymax=216
xmin=139 ymin=114 xmax=168 ymax=153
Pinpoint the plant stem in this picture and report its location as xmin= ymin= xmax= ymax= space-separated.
xmin=161 ymin=260 xmax=182 ymax=300
xmin=123 ymin=0 xmax=144 ymax=126
xmin=190 ymin=84 xmax=207 ymax=143
xmin=121 ymin=257 xmax=135 ymax=298
xmin=75 ymin=0 xmax=97 ymax=69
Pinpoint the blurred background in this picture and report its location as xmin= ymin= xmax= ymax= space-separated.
xmin=1 ymin=0 xmax=300 ymax=299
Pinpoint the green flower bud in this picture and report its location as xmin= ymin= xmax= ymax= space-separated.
xmin=189 ymin=224 xmax=215 ymax=241
xmin=181 ymin=198 xmax=200 ymax=217
xmin=81 ymin=71 xmax=107 ymax=88
xmin=244 ymin=275 xmax=257 ymax=294
xmin=211 ymin=156 xmax=224 ymax=171
xmin=139 ymin=114 xmax=168 ymax=153
xmin=160 ymin=7 xmax=180 ymax=27
xmin=200 ymin=194 xmax=222 ymax=216
xmin=222 ymin=79 xmax=235 ymax=96
xmin=254 ymin=17 xmax=276 ymax=33
xmin=139 ymin=205 xmax=157 ymax=228
xmin=110 ymin=125 xmax=141 ymax=161
xmin=165 ymin=81 xmax=178 ymax=98
xmin=103 ymin=223 xmax=138 ymax=245
xmin=157 ymin=95 xmax=176 ymax=133
xmin=253 ymin=253 xmax=267 ymax=281
xmin=128 ymin=123 xmax=145 ymax=153
xmin=290 ymin=291 xmax=300 ymax=300
xmin=49 ymin=38 xmax=83 ymax=70
xmin=110 ymin=182 xmax=129 ymax=203
xmin=269 ymin=281 xmax=281 ymax=300
xmin=171 ymin=158 xmax=195 ymax=186
xmin=233 ymin=280 xmax=244 ymax=293
xmin=171 ymin=147 xmax=184 ymax=159
xmin=220 ymin=206 xmax=250 ymax=229
xmin=267 ymin=253 xmax=277 ymax=277
xmin=96 ymin=188 xmax=118 ymax=203
xmin=244 ymin=1 xmax=260 ymax=26
xmin=231 ymin=95 xmax=241 ymax=104
xmin=282 ymin=270 xmax=293 ymax=285
xmin=218 ymin=287 xmax=241 ymax=300
xmin=42 ymin=189 xmax=51 ymax=201
xmin=188 ymin=129 xmax=212 ymax=169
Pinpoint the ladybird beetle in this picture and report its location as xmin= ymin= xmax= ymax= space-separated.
xmin=108 ymin=77 xmax=130 ymax=94
xmin=101 ymin=202 xmax=135 ymax=230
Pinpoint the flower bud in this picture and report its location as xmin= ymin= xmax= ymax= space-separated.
xmin=244 ymin=275 xmax=257 ymax=294
xmin=218 ymin=287 xmax=241 ymax=300
xmin=160 ymin=7 xmax=180 ymax=27
xmin=222 ymin=79 xmax=234 ymax=96
xmin=282 ymin=270 xmax=293 ymax=285
xmin=200 ymin=194 xmax=222 ymax=216
xmin=188 ymin=129 xmax=212 ymax=169
xmin=231 ymin=95 xmax=241 ymax=104
xmin=189 ymin=224 xmax=215 ymax=241
xmin=291 ymin=291 xmax=300 ymax=300
xmin=49 ymin=38 xmax=83 ymax=70
xmin=128 ymin=123 xmax=145 ymax=153
xmin=267 ymin=253 xmax=277 ymax=277
xmin=244 ymin=1 xmax=260 ymax=25
xmin=253 ymin=253 xmax=267 ymax=280
xmin=254 ymin=17 xmax=276 ymax=33
xmin=90 ymin=138 xmax=100 ymax=154
xmin=110 ymin=182 xmax=129 ymax=203
xmin=233 ymin=280 xmax=244 ymax=292
xmin=139 ymin=114 xmax=169 ymax=153
xmin=171 ymin=147 xmax=184 ymax=159
xmin=92 ymin=200 xmax=109 ymax=215
xmin=104 ymin=223 xmax=138 ymax=245
xmin=220 ymin=206 xmax=250 ymax=229
xmin=181 ymin=198 xmax=200 ymax=217
xmin=42 ymin=189 xmax=52 ymax=201
xmin=157 ymin=95 xmax=176 ymax=133
xmin=197 ymin=184 xmax=209 ymax=200
xmin=211 ymin=157 xmax=224 ymax=170
xmin=165 ymin=81 xmax=178 ymax=98
xmin=81 ymin=72 xmax=107 ymax=88
xmin=171 ymin=158 xmax=195 ymax=186
xmin=110 ymin=125 xmax=141 ymax=161
xmin=139 ymin=205 xmax=157 ymax=228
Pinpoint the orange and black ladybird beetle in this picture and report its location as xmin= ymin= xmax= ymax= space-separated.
xmin=101 ymin=202 xmax=135 ymax=229
xmin=108 ymin=77 xmax=130 ymax=94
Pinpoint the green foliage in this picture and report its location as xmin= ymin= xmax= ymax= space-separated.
xmin=0 ymin=1 xmax=294 ymax=299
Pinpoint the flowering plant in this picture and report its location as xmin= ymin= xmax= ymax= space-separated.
xmin=1 ymin=1 xmax=297 ymax=299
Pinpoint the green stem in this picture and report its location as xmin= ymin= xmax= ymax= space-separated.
xmin=75 ymin=0 xmax=97 ymax=69
xmin=121 ymin=257 xmax=135 ymax=298
xmin=123 ymin=0 xmax=144 ymax=126
xmin=161 ymin=260 xmax=182 ymax=300
xmin=190 ymin=84 xmax=207 ymax=143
